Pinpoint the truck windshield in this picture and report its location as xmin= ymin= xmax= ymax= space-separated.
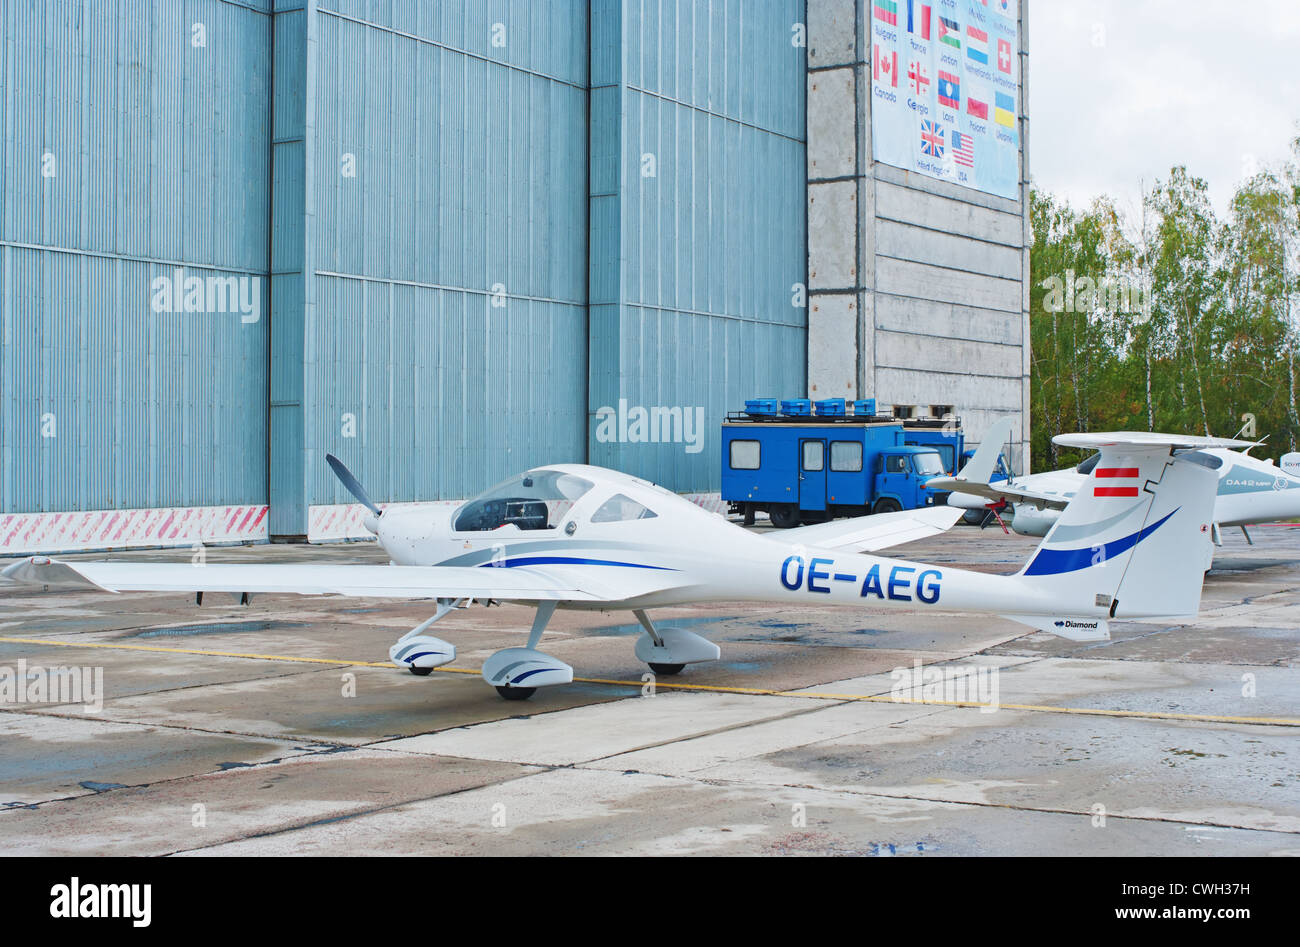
xmin=453 ymin=470 xmax=594 ymax=531
xmin=913 ymin=452 xmax=945 ymax=477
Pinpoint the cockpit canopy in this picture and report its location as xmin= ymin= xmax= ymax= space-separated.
xmin=453 ymin=470 xmax=594 ymax=532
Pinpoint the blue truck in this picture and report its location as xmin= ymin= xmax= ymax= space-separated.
xmin=721 ymin=398 xmax=962 ymax=528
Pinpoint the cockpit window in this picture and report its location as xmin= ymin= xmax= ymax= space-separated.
xmin=453 ymin=470 xmax=594 ymax=532
xmin=590 ymin=494 xmax=657 ymax=524
xmin=1176 ymin=450 xmax=1225 ymax=470
xmin=1076 ymin=452 xmax=1101 ymax=475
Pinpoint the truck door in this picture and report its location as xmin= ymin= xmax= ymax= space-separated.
xmin=799 ymin=438 xmax=827 ymax=512
xmin=877 ymin=452 xmax=914 ymax=509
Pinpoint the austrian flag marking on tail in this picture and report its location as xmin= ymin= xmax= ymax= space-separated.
xmin=1093 ymin=467 xmax=1141 ymax=498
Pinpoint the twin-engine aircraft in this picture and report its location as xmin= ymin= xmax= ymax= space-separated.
xmin=4 ymin=433 xmax=1238 ymax=700
xmin=930 ymin=444 xmax=1300 ymax=540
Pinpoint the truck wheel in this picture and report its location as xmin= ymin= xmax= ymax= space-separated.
xmin=872 ymin=498 xmax=902 ymax=515
xmin=769 ymin=504 xmax=801 ymax=529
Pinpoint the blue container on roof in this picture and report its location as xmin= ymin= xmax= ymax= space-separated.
xmin=745 ymin=398 xmax=779 ymax=417
xmin=815 ymin=398 xmax=845 ymax=417
xmin=781 ymin=399 xmax=812 ymax=417
xmin=854 ymin=399 xmax=878 ymax=417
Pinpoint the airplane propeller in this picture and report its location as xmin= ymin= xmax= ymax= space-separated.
xmin=326 ymin=454 xmax=382 ymax=518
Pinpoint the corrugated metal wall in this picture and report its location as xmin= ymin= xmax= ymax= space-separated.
xmin=0 ymin=0 xmax=271 ymax=514
xmin=3 ymin=0 xmax=810 ymax=536
xmin=589 ymin=0 xmax=807 ymax=490
xmin=303 ymin=0 xmax=590 ymax=515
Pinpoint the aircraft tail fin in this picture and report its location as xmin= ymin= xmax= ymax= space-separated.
xmin=1013 ymin=433 xmax=1247 ymax=625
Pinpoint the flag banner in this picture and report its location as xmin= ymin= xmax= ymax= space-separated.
xmin=952 ymin=130 xmax=975 ymax=168
xmin=995 ymin=90 xmax=1016 ymax=127
xmin=921 ymin=120 xmax=945 ymax=158
xmin=938 ymin=16 xmax=961 ymax=48
xmin=908 ymin=59 xmax=931 ymax=95
xmin=870 ymin=0 xmax=1019 ymax=198
xmin=997 ymin=37 xmax=1014 ymax=74
xmin=938 ymin=71 xmax=961 ymax=108
xmin=906 ymin=1 xmax=933 ymax=40
xmin=874 ymin=46 xmax=899 ymax=87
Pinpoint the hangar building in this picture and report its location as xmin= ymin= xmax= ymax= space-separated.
xmin=0 ymin=0 xmax=1027 ymax=551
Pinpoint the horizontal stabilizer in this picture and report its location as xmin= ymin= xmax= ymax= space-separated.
xmin=1054 ymin=432 xmax=1258 ymax=452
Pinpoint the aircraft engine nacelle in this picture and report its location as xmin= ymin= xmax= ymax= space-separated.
xmin=1010 ymin=504 xmax=1060 ymax=538
xmin=1282 ymin=452 xmax=1300 ymax=478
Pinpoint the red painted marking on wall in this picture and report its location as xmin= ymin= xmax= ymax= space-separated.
xmin=156 ymin=512 xmax=175 ymax=538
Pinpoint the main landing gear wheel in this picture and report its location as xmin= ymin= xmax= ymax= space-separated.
xmin=409 ymin=666 xmax=433 ymax=676
xmin=648 ymin=662 xmax=686 ymax=676
xmin=495 ymin=686 xmax=537 ymax=701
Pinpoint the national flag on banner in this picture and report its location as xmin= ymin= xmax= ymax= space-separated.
xmin=998 ymin=38 xmax=1014 ymax=74
xmin=874 ymin=0 xmax=898 ymax=26
xmin=966 ymin=26 xmax=989 ymax=65
xmin=908 ymin=1 xmax=933 ymax=39
xmin=874 ymin=46 xmax=899 ymax=88
xmin=1093 ymin=467 xmax=1140 ymax=498
xmin=938 ymin=17 xmax=961 ymax=49
xmin=995 ymin=91 xmax=1016 ymax=127
xmin=937 ymin=71 xmax=960 ymax=109
xmin=920 ymin=120 xmax=945 ymax=158
xmin=907 ymin=60 xmax=930 ymax=95
xmin=966 ymin=90 xmax=989 ymax=120
xmin=951 ymin=130 xmax=975 ymax=167
xmin=996 ymin=0 xmax=1014 ymax=17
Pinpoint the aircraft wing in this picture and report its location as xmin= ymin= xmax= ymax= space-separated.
xmin=924 ymin=477 xmax=1072 ymax=511
xmin=778 ymin=506 xmax=963 ymax=553
xmin=0 ymin=557 xmax=689 ymax=604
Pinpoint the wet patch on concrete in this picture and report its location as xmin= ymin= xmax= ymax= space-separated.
xmin=128 ymin=620 xmax=309 ymax=639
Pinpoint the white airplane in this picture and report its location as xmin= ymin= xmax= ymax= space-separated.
xmin=3 ymin=433 xmax=1237 ymax=700
xmin=932 ymin=444 xmax=1300 ymax=541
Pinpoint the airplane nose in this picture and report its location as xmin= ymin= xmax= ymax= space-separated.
xmin=362 ymin=513 xmax=380 ymax=534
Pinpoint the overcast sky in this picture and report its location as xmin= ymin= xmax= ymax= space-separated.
xmin=1029 ymin=0 xmax=1300 ymax=217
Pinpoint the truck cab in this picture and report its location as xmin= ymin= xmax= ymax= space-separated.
xmin=872 ymin=447 xmax=947 ymax=514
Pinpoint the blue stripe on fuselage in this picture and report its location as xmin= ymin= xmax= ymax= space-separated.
xmin=478 ymin=556 xmax=676 ymax=571
xmin=1023 ymin=508 xmax=1179 ymax=577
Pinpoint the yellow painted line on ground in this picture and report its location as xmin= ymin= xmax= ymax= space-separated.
xmin=3 ymin=635 xmax=1298 ymax=728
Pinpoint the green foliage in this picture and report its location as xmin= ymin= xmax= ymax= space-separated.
xmin=1029 ymin=140 xmax=1300 ymax=472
